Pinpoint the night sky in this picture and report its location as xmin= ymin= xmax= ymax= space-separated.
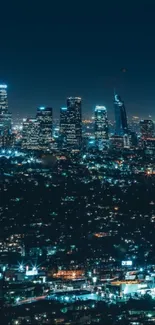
xmin=1 ymin=1 xmax=155 ymax=119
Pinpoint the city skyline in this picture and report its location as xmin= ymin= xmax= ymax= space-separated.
xmin=2 ymin=83 xmax=155 ymax=122
xmin=2 ymin=2 xmax=155 ymax=324
xmin=1 ymin=2 xmax=155 ymax=118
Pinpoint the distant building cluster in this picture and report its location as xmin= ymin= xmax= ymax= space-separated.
xmin=1 ymin=84 xmax=155 ymax=154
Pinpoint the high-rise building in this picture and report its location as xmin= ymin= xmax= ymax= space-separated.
xmin=114 ymin=93 xmax=128 ymax=136
xmin=0 ymin=84 xmax=8 ymax=111
xmin=0 ymin=84 xmax=12 ymax=147
xmin=130 ymin=116 xmax=140 ymax=133
xmin=129 ymin=131 xmax=138 ymax=148
xmin=22 ymin=118 xmax=40 ymax=150
xmin=144 ymin=138 xmax=155 ymax=155
xmin=36 ymin=107 xmax=53 ymax=150
xmin=60 ymin=107 xmax=68 ymax=147
xmin=60 ymin=97 xmax=82 ymax=149
xmin=66 ymin=97 xmax=82 ymax=148
xmin=110 ymin=135 xmax=124 ymax=149
xmin=94 ymin=106 xmax=108 ymax=140
xmin=140 ymin=119 xmax=154 ymax=139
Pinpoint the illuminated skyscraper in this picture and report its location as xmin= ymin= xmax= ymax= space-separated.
xmin=60 ymin=107 xmax=68 ymax=147
xmin=22 ymin=118 xmax=40 ymax=150
xmin=114 ymin=93 xmax=128 ymax=136
xmin=94 ymin=106 xmax=108 ymax=140
xmin=66 ymin=97 xmax=82 ymax=148
xmin=0 ymin=84 xmax=8 ymax=111
xmin=60 ymin=97 xmax=82 ymax=149
xmin=0 ymin=84 xmax=12 ymax=147
xmin=140 ymin=119 xmax=154 ymax=139
xmin=36 ymin=107 xmax=53 ymax=150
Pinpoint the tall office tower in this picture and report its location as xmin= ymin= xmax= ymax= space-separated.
xmin=0 ymin=84 xmax=12 ymax=147
xmin=36 ymin=107 xmax=53 ymax=150
xmin=22 ymin=118 xmax=40 ymax=150
xmin=66 ymin=97 xmax=82 ymax=148
xmin=60 ymin=107 xmax=68 ymax=147
xmin=0 ymin=84 xmax=8 ymax=110
xmin=60 ymin=97 xmax=82 ymax=149
xmin=114 ymin=93 xmax=128 ymax=136
xmin=140 ymin=119 xmax=154 ymax=139
xmin=130 ymin=116 xmax=140 ymax=133
xmin=94 ymin=106 xmax=108 ymax=140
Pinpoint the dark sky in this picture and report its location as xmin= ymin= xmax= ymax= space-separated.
xmin=1 ymin=0 xmax=155 ymax=119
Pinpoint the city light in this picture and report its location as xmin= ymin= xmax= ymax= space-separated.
xmin=25 ymin=265 xmax=38 ymax=276
xmin=92 ymin=276 xmax=97 ymax=284
xmin=95 ymin=105 xmax=107 ymax=111
xmin=0 ymin=84 xmax=7 ymax=89
xmin=122 ymin=261 xmax=133 ymax=266
xmin=0 ymin=80 xmax=155 ymax=322
xmin=18 ymin=263 xmax=24 ymax=272
xmin=2 ymin=266 xmax=6 ymax=272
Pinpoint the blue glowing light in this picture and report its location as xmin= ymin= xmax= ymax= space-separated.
xmin=19 ymin=264 xmax=24 ymax=272
xmin=61 ymin=107 xmax=67 ymax=110
xmin=122 ymin=260 xmax=133 ymax=266
xmin=95 ymin=105 xmax=106 ymax=111
xmin=0 ymin=85 xmax=7 ymax=89
xmin=92 ymin=276 xmax=97 ymax=283
xmin=39 ymin=107 xmax=45 ymax=110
